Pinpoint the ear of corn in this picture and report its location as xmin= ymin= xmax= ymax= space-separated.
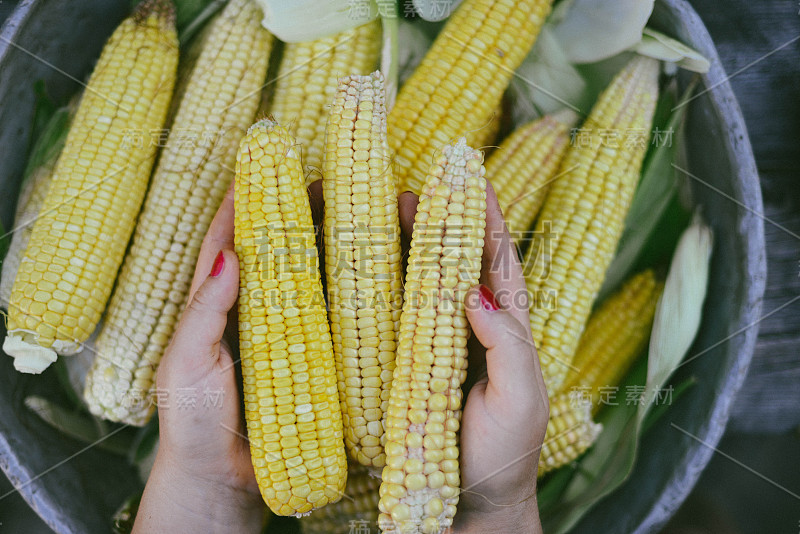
xmin=538 ymin=392 xmax=602 ymax=477
xmin=0 ymin=154 xmax=58 ymax=310
xmin=485 ymin=110 xmax=575 ymax=246
xmin=235 ymin=118 xmax=347 ymax=516
xmin=270 ymin=20 xmax=382 ymax=185
xmin=2 ymin=0 xmax=178 ymax=374
xmin=323 ymin=72 xmax=403 ymax=468
xmin=562 ymin=269 xmax=664 ymax=409
xmin=523 ymin=56 xmax=660 ymax=394
xmin=389 ymin=0 xmax=553 ymax=195
xmin=379 ymin=139 xmax=486 ymax=534
xmin=82 ymin=0 xmax=273 ymax=426
xmin=0 ymin=96 xmax=81 ymax=312
xmin=300 ymin=465 xmax=380 ymax=534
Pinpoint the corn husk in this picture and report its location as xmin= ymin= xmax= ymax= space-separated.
xmin=255 ymin=0 xmax=376 ymax=42
xmin=636 ymin=28 xmax=711 ymax=73
xmin=540 ymin=216 xmax=713 ymax=534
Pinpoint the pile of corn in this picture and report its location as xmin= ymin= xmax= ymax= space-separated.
xmin=0 ymin=0 xmax=671 ymax=531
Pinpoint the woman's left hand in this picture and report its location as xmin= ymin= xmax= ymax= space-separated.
xmin=133 ymin=184 xmax=264 ymax=533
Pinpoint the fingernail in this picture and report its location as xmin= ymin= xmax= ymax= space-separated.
xmin=478 ymin=284 xmax=500 ymax=311
xmin=210 ymin=251 xmax=225 ymax=277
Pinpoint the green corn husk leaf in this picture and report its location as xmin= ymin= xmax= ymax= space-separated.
xmin=539 ymin=216 xmax=713 ymax=533
xmin=539 ymin=355 xmax=646 ymax=514
xmin=641 ymin=375 xmax=696 ymax=435
xmin=550 ymin=0 xmax=654 ymax=63
xmin=537 ymin=460 xmax=578 ymax=505
xmin=29 ymin=81 xmax=57 ymax=150
xmin=255 ymin=0 xmax=378 ymax=42
xmin=633 ymin=193 xmax=692 ymax=273
xmin=597 ymin=79 xmax=696 ymax=301
xmin=636 ymin=28 xmax=710 ymax=73
xmin=24 ymin=396 xmax=133 ymax=456
xmin=1 ymin=96 xmax=74 ymax=299
xmin=21 ymin=98 xmax=73 ymax=186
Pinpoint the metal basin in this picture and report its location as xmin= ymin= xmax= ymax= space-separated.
xmin=0 ymin=1 xmax=766 ymax=532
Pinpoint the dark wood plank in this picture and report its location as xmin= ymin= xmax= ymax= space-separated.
xmin=691 ymin=0 xmax=800 ymax=432
xmin=690 ymin=0 xmax=800 ymax=170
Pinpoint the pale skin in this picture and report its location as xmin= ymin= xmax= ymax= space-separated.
xmin=133 ymin=182 xmax=548 ymax=533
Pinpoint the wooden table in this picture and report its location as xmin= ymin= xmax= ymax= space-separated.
xmin=690 ymin=0 xmax=800 ymax=433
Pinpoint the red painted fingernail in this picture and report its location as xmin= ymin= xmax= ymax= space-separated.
xmin=210 ymin=251 xmax=225 ymax=277
xmin=478 ymin=284 xmax=500 ymax=311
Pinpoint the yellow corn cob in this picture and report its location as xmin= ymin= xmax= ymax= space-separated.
xmin=485 ymin=110 xmax=574 ymax=244
xmin=562 ymin=269 xmax=664 ymax=408
xmin=2 ymin=0 xmax=178 ymax=374
xmin=270 ymin=20 xmax=381 ymax=184
xmin=379 ymin=139 xmax=486 ymax=534
xmin=323 ymin=72 xmax=403 ymax=468
xmin=538 ymin=392 xmax=602 ymax=477
xmin=389 ymin=0 xmax=553 ymax=195
xmin=83 ymin=0 xmax=273 ymax=426
xmin=300 ymin=465 xmax=380 ymax=534
xmin=0 ymin=97 xmax=79 ymax=311
xmin=235 ymin=118 xmax=347 ymax=516
xmin=0 ymin=156 xmax=58 ymax=310
xmin=523 ymin=56 xmax=660 ymax=394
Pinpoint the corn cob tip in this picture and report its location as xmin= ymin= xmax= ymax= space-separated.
xmin=247 ymin=116 xmax=279 ymax=135
xmin=550 ymin=108 xmax=580 ymax=127
xmin=3 ymin=334 xmax=58 ymax=374
xmin=334 ymin=70 xmax=385 ymax=107
xmin=603 ymin=56 xmax=660 ymax=125
xmin=429 ymin=137 xmax=484 ymax=191
xmin=340 ymin=69 xmax=384 ymax=85
xmin=133 ymin=0 xmax=176 ymax=26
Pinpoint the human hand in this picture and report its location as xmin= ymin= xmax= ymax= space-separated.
xmin=133 ymin=184 xmax=264 ymax=533
xmin=399 ymin=184 xmax=549 ymax=534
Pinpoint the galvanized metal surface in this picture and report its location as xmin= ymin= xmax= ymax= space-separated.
xmin=0 ymin=0 xmax=766 ymax=533
xmin=569 ymin=1 xmax=766 ymax=532
xmin=0 ymin=3 xmax=138 ymax=533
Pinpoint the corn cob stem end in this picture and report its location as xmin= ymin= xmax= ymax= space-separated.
xmin=133 ymin=0 xmax=176 ymax=27
xmin=3 ymin=333 xmax=58 ymax=374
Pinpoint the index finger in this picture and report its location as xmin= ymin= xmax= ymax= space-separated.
xmin=189 ymin=180 xmax=235 ymax=300
xmin=480 ymin=181 xmax=530 ymax=328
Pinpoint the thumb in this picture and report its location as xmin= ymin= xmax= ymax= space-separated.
xmin=465 ymin=284 xmax=543 ymax=407
xmin=169 ymin=249 xmax=239 ymax=366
